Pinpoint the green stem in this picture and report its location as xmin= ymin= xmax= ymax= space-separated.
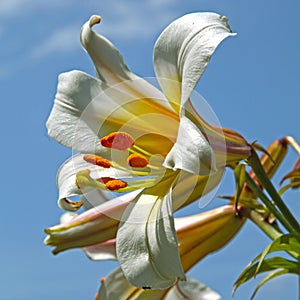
xmin=244 ymin=208 xmax=282 ymax=240
xmin=243 ymin=208 xmax=300 ymax=260
xmin=245 ymin=172 xmax=300 ymax=238
xmin=247 ymin=148 xmax=300 ymax=234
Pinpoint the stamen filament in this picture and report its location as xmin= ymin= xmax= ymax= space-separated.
xmin=131 ymin=144 xmax=153 ymax=157
xmin=111 ymin=164 xmax=151 ymax=176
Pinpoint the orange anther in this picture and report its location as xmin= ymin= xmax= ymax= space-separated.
xmin=128 ymin=153 xmax=148 ymax=168
xmin=100 ymin=132 xmax=134 ymax=151
xmin=97 ymin=177 xmax=128 ymax=191
xmin=94 ymin=293 xmax=99 ymax=300
xmin=105 ymin=179 xmax=128 ymax=191
xmin=100 ymin=277 xmax=105 ymax=283
xmin=96 ymin=177 xmax=115 ymax=184
xmin=83 ymin=154 xmax=112 ymax=168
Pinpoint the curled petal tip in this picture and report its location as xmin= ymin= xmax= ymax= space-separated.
xmin=89 ymin=15 xmax=101 ymax=28
xmin=43 ymin=235 xmax=50 ymax=245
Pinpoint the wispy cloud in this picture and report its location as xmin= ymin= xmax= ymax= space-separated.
xmin=0 ymin=0 xmax=183 ymax=78
xmin=29 ymin=0 xmax=180 ymax=61
xmin=98 ymin=1 xmax=179 ymax=41
xmin=0 ymin=0 xmax=72 ymax=17
xmin=30 ymin=25 xmax=80 ymax=60
xmin=0 ymin=0 xmax=33 ymax=16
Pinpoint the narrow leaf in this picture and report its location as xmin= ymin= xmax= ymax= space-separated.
xmin=234 ymin=163 xmax=246 ymax=209
xmin=251 ymin=269 xmax=289 ymax=300
xmin=280 ymin=170 xmax=300 ymax=185
xmin=279 ymin=182 xmax=300 ymax=195
xmin=256 ymin=234 xmax=300 ymax=275
xmin=233 ymin=256 xmax=300 ymax=294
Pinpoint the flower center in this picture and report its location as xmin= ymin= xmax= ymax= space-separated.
xmin=76 ymin=132 xmax=167 ymax=193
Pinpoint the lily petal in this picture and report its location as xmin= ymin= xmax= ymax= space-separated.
xmin=165 ymin=277 xmax=221 ymax=300
xmin=97 ymin=267 xmax=167 ymax=300
xmin=46 ymin=70 xmax=109 ymax=153
xmin=80 ymin=16 xmax=179 ymax=124
xmin=59 ymin=214 xmax=117 ymax=260
xmin=80 ymin=15 xmax=172 ymax=108
xmin=178 ymin=205 xmax=246 ymax=272
xmin=185 ymin=100 xmax=251 ymax=167
xmin=117 ymin=187 xmax=185 ymax=289
xmin=84 ymin=239 xmax=116 ymax=260
xmin=80 ymin=15 xmax=136 ymax=84
xmin=154 ymin=12 xmax=235 ymax=110
xmin=46 ymin=70 xmax=179 ymax=156
xmin=163 ymin=116 xmax=216 ymax=175
xmin=44 ymin=190 xmax=140 ymax=254
xmin=172 ymin=170 xmax=224 ymax=210
xmin=97 ymin=267 xmax=218 ymax=300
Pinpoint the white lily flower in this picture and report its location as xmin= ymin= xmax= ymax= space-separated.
xmin=46 ymin=12 xmax=250 ymax=289
xmin=96 ymin=268 xmax=221 ymax=300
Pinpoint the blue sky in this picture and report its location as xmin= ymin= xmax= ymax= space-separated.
xmin=1 ymin=0 xmax=299 ymax=299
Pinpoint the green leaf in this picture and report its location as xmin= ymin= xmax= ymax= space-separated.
xmin=250 ymin=269 xmax=289 ymax=300
xmin=255 ymin=234 xmax=300 ymax=276
xmin=247 ymin=148 xmax=300 ymax=236
xmin=234 ymin=163 xmax=246 ymax=209
xmin=280 ymin=169 xmax=300 ymax=185
xmin=279 ymin=169 xmax=300 ymax=194
xmin=234 ymin=234 xmax=300 ymax=296
xmin=251 ymin=142 xmax=275 ymax=164
xmin=233 ymin=256 xmax=300 ymax=294
xmin=279 ymin=182 xmax=300 ymax=195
